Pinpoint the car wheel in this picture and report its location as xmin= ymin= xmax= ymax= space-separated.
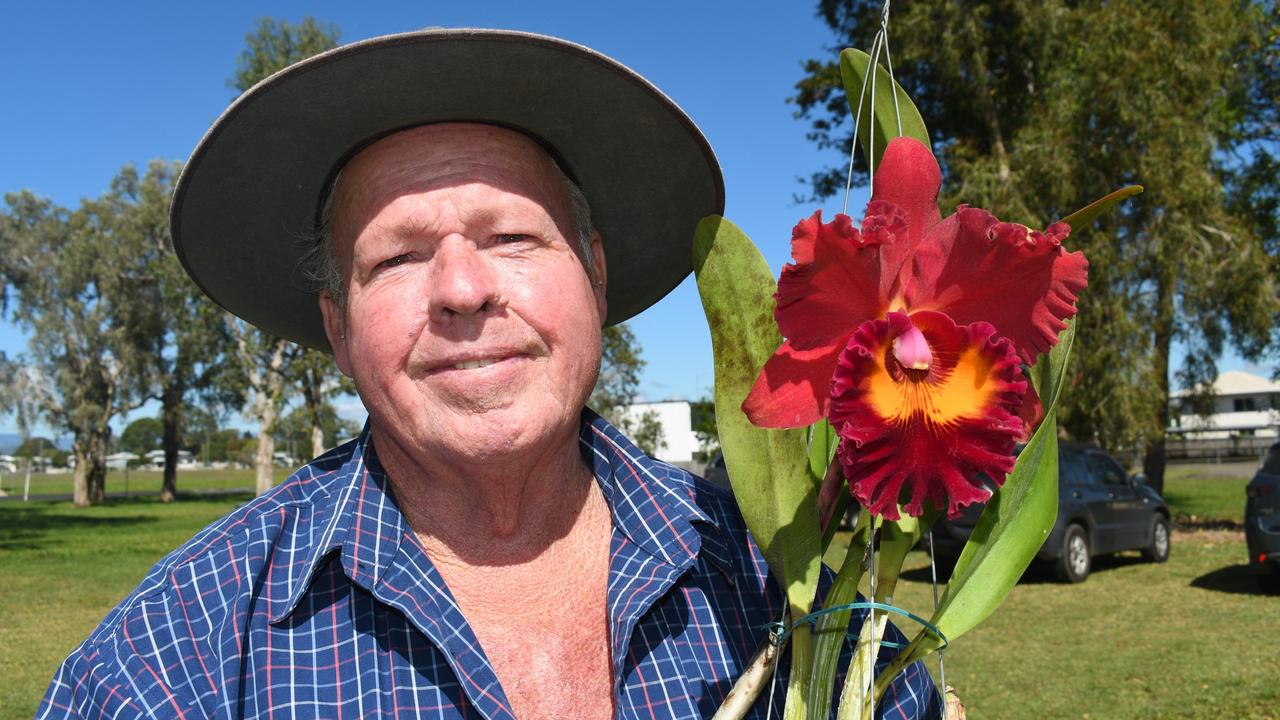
xmin=1142 ymin=516 xmax=1170 ymax=563
xmin=1056 ymin=524 xmax=1091 ymax=583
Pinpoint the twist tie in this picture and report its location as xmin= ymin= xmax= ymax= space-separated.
xmin=763 ymin=601 xmax=948 ymax=651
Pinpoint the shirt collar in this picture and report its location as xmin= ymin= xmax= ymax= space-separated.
xmin=272 ymin=409 xmax=730 ymax=622
xmin=270 ymin=423 xmax=405 ymax=623
xmin=578 ymin=408 xmax=721 ymax=569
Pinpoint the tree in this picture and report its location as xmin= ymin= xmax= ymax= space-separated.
xmin=795 ymin=0 xmax=1279 ymax=490
xmin=589 ymin=324 xmax=665 ymax=448
xmin=0 ymin=187 xmax=153 ymax=505
xmin=275 ymin=403 xmax=359 ymax=460
xmin=227 ymin=17 xmax=345 ymax=494
xmin=119 ymin=417 xmax=163 ymax=456
xmin=690 ymin=397 xmax=719 ymax=463
xmin=105 ymin=161 xmax=241 ymax=501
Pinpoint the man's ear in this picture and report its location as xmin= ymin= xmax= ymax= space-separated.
xmin=590 ymin=230 xmax=607 ymax=323
xmin=319 ymin=293 xmax=353 ymax=378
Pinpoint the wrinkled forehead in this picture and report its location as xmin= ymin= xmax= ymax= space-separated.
xmin=328 ymin=123 xmax=575 ymax=246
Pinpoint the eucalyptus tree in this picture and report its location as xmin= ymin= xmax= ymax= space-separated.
xmin=111 ymin=161 xmax=242 ymax=501
xmin=0 ymin=189 xmax=152 ymax=505
xmin=794 ymin=0 xmax=1279 ymax=489
xmin=226 ymin=16 xmax=344 ymax=494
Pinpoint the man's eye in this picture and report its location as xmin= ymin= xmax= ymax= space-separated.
xmin=376 ymin=253 xmax=411 ymax=269
xmin=495 ymin=233 xmax=531 ymax=244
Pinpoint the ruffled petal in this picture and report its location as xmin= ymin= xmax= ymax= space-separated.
xmin=828 ymin=310 xmax=1027 ymax=520
xmin=775 ymin=211 xmax=892 ymax=350
xmin=742 ymin=339 xmax=843 ymax=428
xmin=904 ymin=207 xmax=1088 ymax=364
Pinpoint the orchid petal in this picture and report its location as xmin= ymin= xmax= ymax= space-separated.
xmin=904 ymin=207 xmax=1088 ymax=363
xmin=742 ymin=339 xmax=843 ymax=429
xmin=828 ymin=311 xmax=1027 ymax=519
xmin=871 ymin=137 xmax=942 ymax=255
xmin=775 ymin=211 xmax=890 ymax=350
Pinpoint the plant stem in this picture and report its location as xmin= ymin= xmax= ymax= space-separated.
xmin=806 ymin=518 xmax=870 ymax=719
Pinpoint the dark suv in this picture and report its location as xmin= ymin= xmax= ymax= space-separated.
xmin=1245 ymin=442 xmax=1280 ymax=591
xmin=931 ymin=442 xmax=1171 ymax=583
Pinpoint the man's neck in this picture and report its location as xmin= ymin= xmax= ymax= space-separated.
xmin=370 ymin=421 xmax=606 ymax=567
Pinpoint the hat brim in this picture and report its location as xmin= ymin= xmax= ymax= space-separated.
xmin=171 ymin=28 xmax=724 ymax=352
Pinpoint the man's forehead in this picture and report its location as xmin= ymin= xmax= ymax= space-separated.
xmin=331 ymin=123 xmax=572 ymax=239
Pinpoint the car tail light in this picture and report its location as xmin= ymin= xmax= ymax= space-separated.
xmin=1261 ymin=553 xmax=1269 ymax=564
xmin=1247 ymin=485 xmax=1274 ymax=498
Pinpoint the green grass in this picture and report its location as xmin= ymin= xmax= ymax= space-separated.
xmin=2 ymin=466 xmax=1276 ymax=719
xmin=0 ymin=492 xmax=253 ymax=719
xmin=0 ymin=466 xmax=296 ymax=499
xmin=1162 ymin=467 xmax=1252 ymax=525
xmin=822 ymin=536 xmax=1279 ymax=720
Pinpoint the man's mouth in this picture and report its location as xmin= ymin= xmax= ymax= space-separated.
xmin=452 ymin=358 xmax=501 ymax=370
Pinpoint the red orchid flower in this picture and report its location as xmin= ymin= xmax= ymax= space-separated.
xmin=743 ymin=137 xmax=1088 ymax=520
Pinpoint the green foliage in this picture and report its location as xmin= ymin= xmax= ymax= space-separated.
xmin=0 ymin=178 xmax=158 ymax=504
xmin=690 ymin=397 xmax=719 ymax=462
xmin=231 ymin=17 xmax=340 ymax=92
xmin=119 ymin=418 xmax=163 ymax=455
xmin=13 ymin=436 xmax=56 ymax=459
xmin=589 ymin=323 xmax=665 ymax=453
xmin=795 ymin=0 xmax=1280 ymax=489
xmin=693 ymin=215 xmax=821 ymax=719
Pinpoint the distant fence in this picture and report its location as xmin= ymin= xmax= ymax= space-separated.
xmin=1166 ymin=434 xmax=1275 ymax=462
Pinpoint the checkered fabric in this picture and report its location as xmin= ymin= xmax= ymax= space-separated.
xmin=39 ymin=410 xmax=940 ymax=719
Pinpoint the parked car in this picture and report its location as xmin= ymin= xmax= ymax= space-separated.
xmin=703 ymin=451 xmax=731 ymax=490
xmin=930 ymin=442 xmax=1171 ymax=583
xmin=1245 ymin=441 xmax=1280 ymax=591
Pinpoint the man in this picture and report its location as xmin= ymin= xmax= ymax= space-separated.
xmin=39 ymin=29 xmax=939 ymax=718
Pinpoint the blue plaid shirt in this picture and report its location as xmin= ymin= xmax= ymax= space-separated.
xmin=39 ymin=411 xmax=939 ymax=719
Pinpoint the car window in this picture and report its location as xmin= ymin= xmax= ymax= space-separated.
xmin=1086 ymin=452 xmax=1128 ymax=486
xmin=1261 ymin=445 xmax=1280 ymax=475
xmin=1060 ymin=448 xmax=1094 ymax=486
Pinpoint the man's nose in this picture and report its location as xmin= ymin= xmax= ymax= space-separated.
xmin=427 ymin=237 xmax=502 ymax=320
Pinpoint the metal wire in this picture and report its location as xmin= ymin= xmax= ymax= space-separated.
xmin=841 ymin=0 xmax=906 ymax=216
xmin=927 ymin=531 xmax=949 ymax=711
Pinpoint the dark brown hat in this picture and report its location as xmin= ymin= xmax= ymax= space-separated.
xmin=171 ymin=28 xmax=724 ymax=351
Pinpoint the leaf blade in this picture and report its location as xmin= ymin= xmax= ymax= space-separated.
xmin=693 ymin=215 xmax=822 ymax=620
xmin=839 ymin=49 xmax=930 ymax=175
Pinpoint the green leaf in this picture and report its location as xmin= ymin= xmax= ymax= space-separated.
xmin=876 ymin=319 xmax=1076 ymax=693
xmin=839 ymin=48 xmax=930 ymax=176
xmin=694 ymin=215 xmax=822 ymax=718
xmin=1058 ymin=185 xmax=1144 ymax=230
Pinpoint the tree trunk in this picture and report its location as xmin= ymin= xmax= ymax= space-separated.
xmin=1143 ymin=269 xmax=1174 ymax=494
xmin=72 ymin=431 xmax=110 ymax=506
xmin=256 ymin=410 xmax=276 ymax=496
xmin=311 ymin=423 xmax=325 ymax=459
xmin=73 ymin=446 xmax=90 ymax=508
xmin=159 ymin=376 xmax=183 ymax=503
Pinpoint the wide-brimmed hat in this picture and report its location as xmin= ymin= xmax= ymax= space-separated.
xmin=171 ymin=28 xmax=724 ymax=352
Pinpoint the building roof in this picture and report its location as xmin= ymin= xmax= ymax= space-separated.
xmin=1172 ymin=370 xmax=1280 ymax=398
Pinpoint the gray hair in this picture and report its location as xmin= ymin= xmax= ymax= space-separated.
xmin=298 ymin=158 xmax=596 ymax=309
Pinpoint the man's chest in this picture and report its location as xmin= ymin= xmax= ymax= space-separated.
xmin=229 ymin=552 xmax=769 ymax=720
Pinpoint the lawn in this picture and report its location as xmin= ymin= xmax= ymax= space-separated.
xmin=1 ymin=466 xmax=1275 ymax=719
xmin=0 ymin=466 xmax=294 ymax=499
xmin=1163 ymin=465 xmax=1253 ymax=525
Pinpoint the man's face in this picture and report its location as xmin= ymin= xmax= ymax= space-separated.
xmin=320 ymin=124 xmax=607 ymax=466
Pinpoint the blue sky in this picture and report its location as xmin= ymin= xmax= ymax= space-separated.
xmin=1 ymin=1 xmax=1268 ymax=436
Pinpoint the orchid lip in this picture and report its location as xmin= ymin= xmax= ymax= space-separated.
xmin=892 ymin=323 xmax=932 ymax=370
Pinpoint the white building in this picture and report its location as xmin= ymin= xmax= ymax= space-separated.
xmin=143 ymin=450 xmax=198 ymax=470
xmin=617 ymin=400 xmax=701 ymax=465
xmin=1169 ymin=370 xmax=1279 ymax=459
